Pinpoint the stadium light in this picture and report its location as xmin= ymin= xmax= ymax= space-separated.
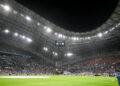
xmin=21 ymin=35 xmax=26 ymax=39
xmin=26 ymin=37 xmax=32 ymax=43
xmin=44 ymin=26 xmax=47 ymax=29
xmin=13 ymin=10 xmax=18 ymax=14
xmin=72 ymin=37 xmax=79 ymax=41
xmin=87 ymin=37 xmax=90 ymax=40
xmin=62 ymin=35 xmax=66 ymax=39
xmin=20 ymin=14 xmax=24 ymax=17
xmin=37 ymin=22 xmax=41 ymax=26
xmin=43 ymin=47 xmax=48 ymax=52
xmin=54 ymin=32 xmax=58 ymax=36
xmin=4 ymin=29 xmax=10 ymax=34
xmin=25 ymin=16 xmax=32 ymax=21
xmin=84 ymin=37 xmax=91 ymax=40
xmin=66 ymin=53 xmax=73 ymax=57
xmin=44 ymin=26 xmax=52 ymax=33
xmin=58 ymin=34 xmax=63 ymax=38
xmin=46 ymin=27 xmax=52 ymax=33
xmin=104 ymin=31 xmax=108 ymax=34
xmin=2 ymin=5 xmax=11 ymax=12
xmin=109 ymin=27 xmax=115 ymax=31
xmin=14 ymin=32 xmax=18 ymax=36
xmin=55 ymin=33 xmax=66 ymax=39
xmin=118 ymin=23 xmax=120 ymax=26
xmin=97 ymin=33 xmax=103 ymax=37
xmin=53 ymin=52 xmax=58 ymax=56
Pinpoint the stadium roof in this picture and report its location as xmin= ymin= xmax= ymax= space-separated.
xmin=0 ymin=0 xmax=120 ymax=65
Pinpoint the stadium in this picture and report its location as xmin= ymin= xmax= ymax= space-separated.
xmin=0 ymin=0 xmax=120 ymax=86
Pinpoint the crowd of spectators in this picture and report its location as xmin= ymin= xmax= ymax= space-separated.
xmin=0 ymin=52 xmax=120 ymax=76
xmin=63 ymin=56 xmax=120 ymax=76
xmin=0 ymin=53 xmax=55 ymax=75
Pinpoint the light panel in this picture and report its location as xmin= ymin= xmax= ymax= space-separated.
xmin=21 ymin=35 xmax=26 ymax=39
xmin=66 ymin=53 xmax=73 ymax=57
xmin=37 ymin=22 xmax=41 ymax=26
xmin=72 ymin=37 xmax=79 ymax=41
xmin=46 ymin=27 xmax=52 ymax=33
xmin=53 ymin=52 xmax=58 ymax=56
xmin=97 ymin=33 xmax=103 ymax=37
xmin=4 ymin=29 xmax=10 ymax=34
xmin=20 ymin=14 xmax=24 ymax=17
xmin=26 ymin=37 xmax=32 ymax=43
xmin=58 ymin=34 xmax=63 ymax=38
xmin=43 ymin=47 xmax=48 ymax=51
xmin=14 ymin=33 xmax=18 ymax=36
xmin=13 ymin=10 xmax=18 ymax=14
xmin=2 ymin=5 xmax=11 ymax=12
xmin=54 ymin=32 xmax=58 ymax=36
xmin=25 ymin=16 xmax=32 ymax=21
xmin=104 ymin=31 xmax=108 ymax=34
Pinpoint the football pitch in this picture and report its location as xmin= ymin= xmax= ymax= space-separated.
xmin=0 ymin=75 xmax=119 ymax=86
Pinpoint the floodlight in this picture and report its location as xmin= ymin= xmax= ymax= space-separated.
xmin=21 ymin=35 xmax=26 ymax=39
xmin=58 ymin=33 xmax=66 ymax=38
xmin=54 ymin=53 xmax=58 ymax=56
xmin=44 ymin=26 xmax=47 ymax=29
xmin=44 ymin=26 xmax=52 ymax=33
xmin=26 ymin=37 xmax=32 ymax=43
xmin=25 ymin=16 xmax=32 ymax=21
xmin=111 ymin=27 xmax=115 ymax=31
xmin=37 ymin=22 xmax=41 ymax=26
xmin=43 ymin=47 xmax=48 ymax=51
xmin=66 ymin=53 xmax=73 ymax=57
xmin=4 ymin=29 xmax=10 ymax=34
xmin=85 ymin=37 xmax=90 ymax=40
xmin=54 ymin=32 xmax=58 ymax=35
xmin=53 ymin=52 xmax=58 ymax=56
xmin=97 ymin=33 xmax=103 ymax=37
xmin=13 ymin=10 xmax=17 ymax=14
xmin=72 ymin=37 xmax=79 ymax=40
xmin=2 ymin=5 xmax=11 ymax=11
xmin=62 ymin=35 xmax=66 ymax=39
xmin=46 ymin=27 xmax=52 ymax=33
xmin=58 ymin=34 xmax=63 ymax=38
xmin=20 ymin=14 xmax=24 ymax=17
xmin=104 ymin=31 xmax=108 ymax=34
xmin=14 ymin=33 xmax=18 ymax=36
xmin=87 ymin=37 xmax=90 ymax=39
xmin=118 ymin=23 xmax=120 ymax=26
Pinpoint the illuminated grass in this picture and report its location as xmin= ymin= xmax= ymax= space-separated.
xmin=0 ymin=75 xmax=118 ymax=86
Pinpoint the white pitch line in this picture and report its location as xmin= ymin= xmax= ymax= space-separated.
xmin=0 ymin=76 xmax=49 ymax=78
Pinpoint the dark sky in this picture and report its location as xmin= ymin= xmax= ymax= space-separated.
xmin=15 ymin=0 xmax=118 ymax=32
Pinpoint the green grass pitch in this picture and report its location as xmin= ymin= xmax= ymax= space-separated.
xmin=0 ymin=75 xmax=119 ymax=86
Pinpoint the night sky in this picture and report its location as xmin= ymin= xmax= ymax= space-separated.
xmin=15 ymin=0 xmax=118 ymax=32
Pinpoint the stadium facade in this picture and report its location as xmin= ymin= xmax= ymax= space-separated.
xmin=0 ymin=0 xmax=120 ymax=75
